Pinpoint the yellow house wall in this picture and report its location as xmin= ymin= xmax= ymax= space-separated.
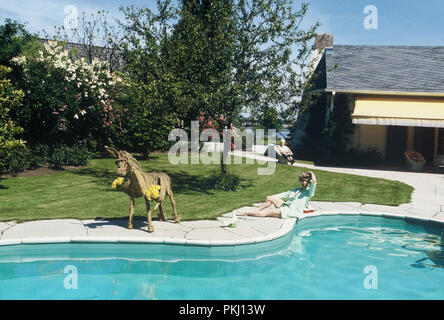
xmin=346 ymin=95 xmax=387 ymax=156
xmin=350 ymin=125 xmax=387 ymax=156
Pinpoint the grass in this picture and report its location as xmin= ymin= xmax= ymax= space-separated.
xmin=294 ymin=159 xmax=315 ymax=166
xmin=0 ymin=154 xmax=413 ymax=222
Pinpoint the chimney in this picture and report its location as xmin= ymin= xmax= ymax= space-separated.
xmin=314 ymin=34 xmax=334 ymax=50
xmin=311 ymin=34 xmax=334 ymax=70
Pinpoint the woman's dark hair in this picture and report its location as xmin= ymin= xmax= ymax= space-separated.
xmin=299 ymin=172 xmax=311 ymax=182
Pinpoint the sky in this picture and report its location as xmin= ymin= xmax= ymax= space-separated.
xmin=1 ymin=0 xmax=443 ymax=46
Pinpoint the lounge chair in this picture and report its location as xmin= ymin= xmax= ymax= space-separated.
xmin=275 ymin=145 xmax=293 ymax=165
xmin=434 ymin=155 xmax=444 ymax=172
xmin=264 ymin=145 xmax=293 ymax=165
xmin=405 ymin=151 xmax=425 ymax=171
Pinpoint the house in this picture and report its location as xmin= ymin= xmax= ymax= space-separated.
xmin=39 ymin=38 xmax=124 ymax=72
xmin=293 ymin=35 xmax=444 ymax=167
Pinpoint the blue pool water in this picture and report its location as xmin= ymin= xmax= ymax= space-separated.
xmin=0 ymin=215 xmax=443 ymax=300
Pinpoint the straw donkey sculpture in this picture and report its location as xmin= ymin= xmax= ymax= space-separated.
xmin=105 ymin=146 xmax=180 ymax=232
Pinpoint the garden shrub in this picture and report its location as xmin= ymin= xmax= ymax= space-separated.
xmin=208 ymin=171 xmax=240 ymax=191
xmin=48 ymin=144 xmax=93 ymax=168
xmin=0 ymin=143 xmax=94 ymax=173
xmin=0 ymin=144 xmax=31 ymax=174
xmin=28 ymin=144 xmax=50 ymax=168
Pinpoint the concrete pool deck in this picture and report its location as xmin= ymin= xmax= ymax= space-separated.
xmin=1 ymin=152 xmax=444 ymax=247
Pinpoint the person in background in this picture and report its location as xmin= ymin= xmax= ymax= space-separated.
xmin=277 ymin=138 xmax=295 ymax=165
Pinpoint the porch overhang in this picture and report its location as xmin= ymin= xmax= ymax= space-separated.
xmin=352 ymin=97 xmax=444 ymax=128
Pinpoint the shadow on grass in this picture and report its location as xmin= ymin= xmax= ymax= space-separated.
xmin=166 ymin=169 xmax=254 ymax=193
xmin=71 ymin=168 xmax=117 ymax=187
xmin=134 ymin=154 xmax=160 ymax=161
xmin=71 ymin=167 xmax=218 ymax=195
xmin=167 ymin=170 xmax=216 ymax=195
xmin=0 ymin=177 xmax=8 ymax=189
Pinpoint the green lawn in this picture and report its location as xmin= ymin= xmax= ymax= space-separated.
xmin=0 ymin=154 xmax=413 ymax=222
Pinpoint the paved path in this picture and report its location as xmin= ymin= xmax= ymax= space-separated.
xmin=1 ymin=151 xmax=444 ymax=247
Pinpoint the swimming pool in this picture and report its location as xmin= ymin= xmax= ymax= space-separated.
xmin=0 ymin=215 xmax=443 ymax=299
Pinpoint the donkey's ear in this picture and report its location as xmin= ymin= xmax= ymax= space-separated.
xmin=105 ymin=146 xmax=119 ymax=158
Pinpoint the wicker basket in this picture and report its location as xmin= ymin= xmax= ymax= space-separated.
xmin=405 ymin=151 xmax=426 ymax=171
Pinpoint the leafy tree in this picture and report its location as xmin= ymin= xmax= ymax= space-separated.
xmin=116 ymin=80 xmax=179 ymax=158
xmin=231 ymin=0 xmax=319 ymax=124
xmin=118 ymin=0 xmax=318 ymax=168
xmin=171 ymin=0 xmax=238 ymax=124
xmin=0 ymin=65 xmax=24 ymax=149
xmin=174 ymin=0 xmax=319 ymax=171
xmin=117 ymin=1 xmax=181 ymax=158
xmin=171 ymin=0 xmax=240 ymax=172
xmin=174 ymin=1 xmax=319 ymax=127
xmin=0 ymin=19 xmax=38 ymax=67
xmin=0 ymin=65 xmax=26 ymax=172
xmin=260 ymin=106 xmax=282 ymax=131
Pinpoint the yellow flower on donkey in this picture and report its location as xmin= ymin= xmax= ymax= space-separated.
xmin=111 ymin=177 xmax=124 ymax=189
xmin=145 ymin=185 xmax=161 ymax=200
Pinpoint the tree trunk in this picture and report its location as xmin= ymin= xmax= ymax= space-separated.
xmin=142 ymin=149 xmax=150 ymax=160
xmin=220 ymin=125 xmax=230 ymax=174
xmin=221 ymin=158 xmax=227 ymax=174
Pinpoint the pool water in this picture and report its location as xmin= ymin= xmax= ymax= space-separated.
xmin=0 ymin=215 xmax=443 ymax=300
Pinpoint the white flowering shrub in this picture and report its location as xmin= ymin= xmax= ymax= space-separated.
xmin=10 ymin=40 xmax=124 ymax=149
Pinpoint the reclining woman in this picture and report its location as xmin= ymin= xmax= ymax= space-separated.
xmin=238 ymin=171 xmax=316 ymax=218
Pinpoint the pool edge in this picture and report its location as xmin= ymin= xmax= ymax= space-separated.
xmin=1 ymin=212 xmax=443 ymax=247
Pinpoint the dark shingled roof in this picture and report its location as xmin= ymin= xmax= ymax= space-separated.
xmin=324 ymin=45 xmax=444 ymax=93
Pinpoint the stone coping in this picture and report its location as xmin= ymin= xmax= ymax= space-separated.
xmin=1 ymin=210 xmax=443 ymax=248
xmin=0 ymin=207 xmax=295 ymax=247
